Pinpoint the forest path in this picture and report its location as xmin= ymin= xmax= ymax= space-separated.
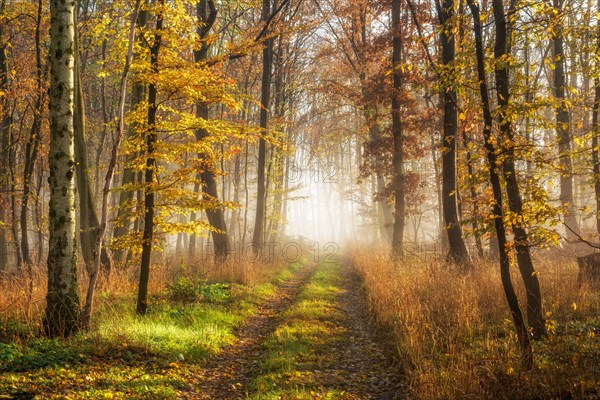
xmin=329 ymin=261 xmax=406 ymax=399
xmin=179 ymin=262 xmax=319 ymax=399
xmin=182 ymin=259 xmax=405 ymax=399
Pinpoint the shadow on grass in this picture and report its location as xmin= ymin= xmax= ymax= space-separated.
xmin=2 ymin=361 xmax=188 ymax=400
xmin=250 ymin=262 xmax=351 ymax=398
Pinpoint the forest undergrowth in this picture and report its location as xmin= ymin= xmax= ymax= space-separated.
xmin=3 ymin=247 xmax=599 ymax=399
xmin=351 ymin=247 xmax=600 ymax=399
xmin=0 ymin=256 xmax=302 ymax=398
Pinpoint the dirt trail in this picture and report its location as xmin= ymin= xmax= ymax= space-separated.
xmin=332 ymin=264 xmax=406 ymax=399
xmin=181 ymin=264 xmax=318 ymax=399
xmin=181 ymin=261 xmax=405 ymax=399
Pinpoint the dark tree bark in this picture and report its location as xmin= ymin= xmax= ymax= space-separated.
xmin=73 ymin=11 xmax=111 ymax=277
xmin=391 ymin=0 xmax=405 ymax=257
xmin=191 ymin=0 xmax=230 ymax=261
xmin=467 ymin=0 xmax=533 ymax=368
xmin=137 ymin=1 xmax=163 ymax=315
xmin=552 ymin=0 xmax=579 ymax=238
xmin=253 ymin=0 xmax=274 ymax=252
xmin=493 ymin=0 xmax=545 ymax=340
xmin=438 ymin=0 xmax=470 ymax=266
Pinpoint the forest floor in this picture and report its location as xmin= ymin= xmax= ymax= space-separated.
xmin=0 ymin=259 xmax=405 ymax=399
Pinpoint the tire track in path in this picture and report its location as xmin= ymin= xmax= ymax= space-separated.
xmin=247 ymin=260 xmax=406 ymax=399
xmin=180 ymin=262 xmax=317 ymax=399
xmin=334 ymin=262 xmax=406 ymax=399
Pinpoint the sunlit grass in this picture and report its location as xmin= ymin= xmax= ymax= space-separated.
xmin=283 ymin=298 xmax=339 ymax=320
xmin=97 ymin=304 xmax=242 ymax=361
xmin=0 ymin=259 xmax=299 ymax=399
xmin=251 ymin=388 xmax=347 ymax=400
xmin=250 ymin=261 xmax=349 ymax=398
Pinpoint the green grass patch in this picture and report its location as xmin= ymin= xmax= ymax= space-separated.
xmin=167 ymin=278 xmax=232 ymax=304
xmin=249 ymin=261 xmax=350 ymax=399
xmin=0 ymin=261 xmax=303 ymax=399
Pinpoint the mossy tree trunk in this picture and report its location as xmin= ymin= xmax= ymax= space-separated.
xmin=44 ymin=0 xmax=80 ymax=338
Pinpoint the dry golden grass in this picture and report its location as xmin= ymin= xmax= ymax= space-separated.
xmin=351 ymin=247 xmax=600 ymax=399
xmin=0 ymin=251 xmax=287 ymax=340
xmin=0 ymin=265 xmax=47 ymax=340
xmin=178 ymin=254 xmax=287 ymax=286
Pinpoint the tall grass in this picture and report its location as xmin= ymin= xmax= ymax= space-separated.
xmin=0 ymin=252 xmax=291 ymax=355
xmin=0 ymin=253 xmax=285 ymax=324
xmin=0 ymin=252 xmax=297 ymax=397
xmin=351 ymin=247 xmax=600 ymax=399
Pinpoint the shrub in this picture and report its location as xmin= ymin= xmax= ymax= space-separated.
xmin=167 ymin=276 xmax=230 ymax=304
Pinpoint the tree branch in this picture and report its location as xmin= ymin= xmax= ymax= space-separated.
xmin=207 ymin=0 xmax=293 ymax=66
xmin=563 ymin=222 xmax=600 ymax=249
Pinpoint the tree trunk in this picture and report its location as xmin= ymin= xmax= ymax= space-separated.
xmin=82 ymin=0 xmax=140 ymax=329
xmin=112 ymin=5 xmax=149 ymax=265
xmin=0 ymin=0 xmax=10 ymax=270
xmin=188 ymin=193 xmax=200 ymax=259
xmin=73 ymin=13 xmax=111 ymax=277
xmin=8 ymin=150 xmax=21 ymax=268
xmin=35 ymin=165 xmax=44 ymax=263
xmin=439 ymin=0 xmax=470 ymax=266
xmin=552 ymin=0 xmax=579 ymax=238
xmin=461 ymin=130 xmax=484 ymax=258
xmin=19 ymin=0 xmax=43 ymax=268
xmin=375 ymin=173 xmax=393 ymax=241
xmin=268 ymin=40 xmax=285 ymax=243
xmin=228 ymin=151 xmax=242 ymax=243
xmin=94 ymin=40 xmax=109 ymax=203
xmin=137 ymin=1 xmax=163 ymax=316
xmin=193 ymin=0 xmax=229 ymax=261
xmin=592 ymin=0 xmax=600 ymax=235
xmin=391 ymin=0 xmax=405 ymax=257
xmin=242 ymin=138 xmax=250 ymax=247
xmin=493 ymin=0 xmax=545 ymax=340
xmin=428 ymin=124 xmax=447 ymax=251
xmin=467 ymin=0 xmax=533 ymax=368
xmin=253 ymin=0 xmax=273 ymax=252
xmin=44 ymin=0 xmax=80 ymax=337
